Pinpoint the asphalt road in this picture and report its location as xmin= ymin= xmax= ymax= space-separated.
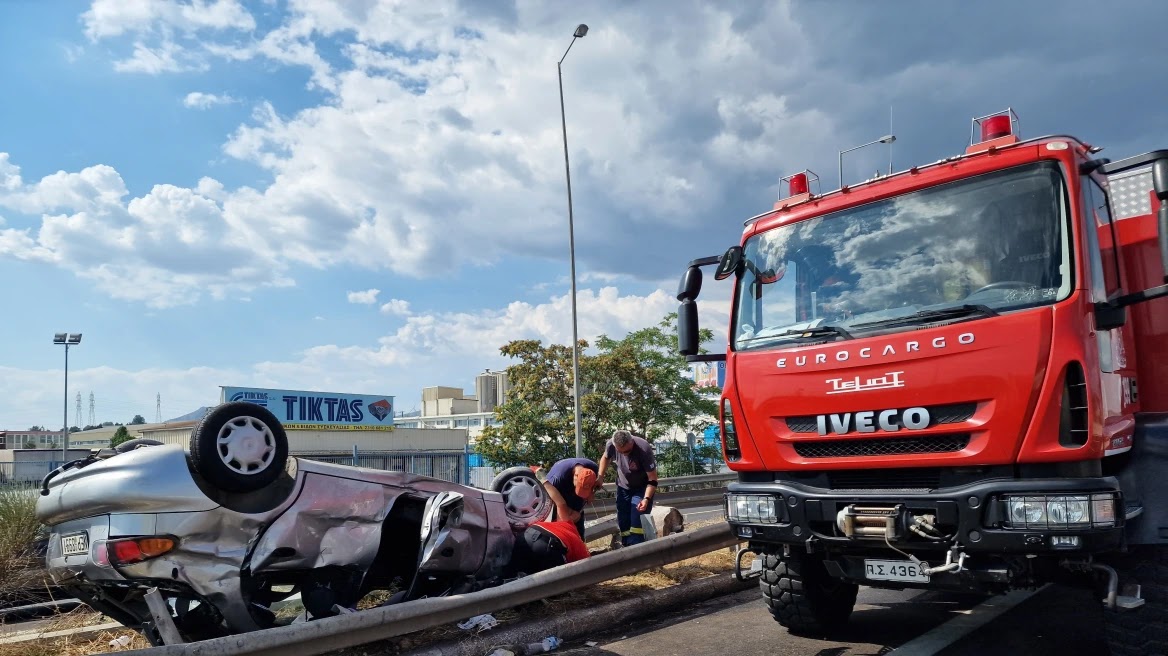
xmin=555 ymin=583 xmax=1110 ymax=656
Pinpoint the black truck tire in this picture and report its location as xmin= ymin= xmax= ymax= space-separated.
xmin=1103 ymin=546 xmax=1168 ymax=656
xmin=189 ymin=402 xmax=289 ymax=493
xmin=760 ymin=548 xmax=858 ymax=635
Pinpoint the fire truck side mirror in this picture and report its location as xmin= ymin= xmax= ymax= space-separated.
xmin=678 ymin=299 xmax=699 ymax=356
xmin=677 ymin=265 xmax=703 ymax=302
xmin=714 ymin=246 xmax=743 ymax=281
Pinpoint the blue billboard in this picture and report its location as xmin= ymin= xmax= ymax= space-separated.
xmin=220 ymin=386 xmax=395 ymax=431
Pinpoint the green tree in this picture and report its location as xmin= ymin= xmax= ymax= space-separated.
xmin=27 ymin=426 xmax=45 ymax=432
xmin=110 ymin=426 xmax=132 ymax=448
xmin=653 ymin=439 xmax=725 ymax=477
xmin=21 ymin=440 xmax=35 ymax=450
xmin=476 ymin=313 xmax=720 ymax=469
xmin=592 ymin=314 xmax=719 ymax=441
xmin=130 ymin=415 xmax=146 ymax=425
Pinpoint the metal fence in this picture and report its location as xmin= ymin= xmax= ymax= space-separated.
xmin=298 ymin=451 xmax=467 ymax=485
xmin=0 ymin=460 xmax=64 ymax=490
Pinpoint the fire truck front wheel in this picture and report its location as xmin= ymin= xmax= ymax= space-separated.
xmin=1103 ymin=545 xmax=1168 ymax=656
xmin=760 ymin=548 xmax=858 ymax=635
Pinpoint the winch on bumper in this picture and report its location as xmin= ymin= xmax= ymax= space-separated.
xmin=724 ymin=476 xmax=1125 ymax=556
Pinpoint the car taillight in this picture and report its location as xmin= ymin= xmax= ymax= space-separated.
xmin=107 ymin=537 xmax=176 ymax=565
xmin=722 ymin=398 xmax=741 ymax=461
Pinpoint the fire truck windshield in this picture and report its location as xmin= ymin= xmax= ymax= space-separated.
xmin=733 ymin=161 xmax=1072 ymax=351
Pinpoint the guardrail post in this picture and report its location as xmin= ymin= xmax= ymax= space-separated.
xmin=143 ymin=588 xmax=184 ymax=645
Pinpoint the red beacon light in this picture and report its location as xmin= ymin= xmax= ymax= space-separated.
xmin=788 ymin=172 xmax=809 ymax=195
xmin=776 ymin=169 xmax=819 ymax=209
xmin=968 ymin=108 xmax=1020 ymax=154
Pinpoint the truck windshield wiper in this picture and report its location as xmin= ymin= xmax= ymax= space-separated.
xmin=850 ymin=304 xmax=998 ymax=330
xmin=738 ymin=324 xmax=853 ymax=346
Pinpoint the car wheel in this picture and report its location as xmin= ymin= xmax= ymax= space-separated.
xmin=490 ymin=467 xmax=552 ymax=526
xmin=189 ymin=402 xmax=289 ymax=493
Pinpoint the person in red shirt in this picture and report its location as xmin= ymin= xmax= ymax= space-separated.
xmin=506 ymin=520 xmax=590 ymax=575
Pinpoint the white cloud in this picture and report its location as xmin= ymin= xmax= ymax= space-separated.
xmin=183 ymin=91 xmax=235 ymax=109
xmin=347 ymin=288 xmax=380 ymax=304
xmin=83 ymin=0 xmax=256 ymax=40
xmin=13 ymin=0 xmax=1155 ymax=311
xmin=1 ymin=284 xmax=704 ymax=427
xmin=379 ymin=298 xmax=411 ymax=316
xmin=0 ymin=156 xmax=290 ymax=307
xmin=113 ymin=40 xmax=196 ymax=74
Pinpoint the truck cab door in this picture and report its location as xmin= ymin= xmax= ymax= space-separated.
xmin=1083 ymin=172 xmax=1139 ymax=454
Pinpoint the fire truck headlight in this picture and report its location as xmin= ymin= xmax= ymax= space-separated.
xmin=1046 ymin=496 xmax=1090 ymax=525
xmin=727 ymin=494 xmax=779 ymax=524
xmin=1003 ymin=493 xmax=1118 ymax=529
xmin=1006 ymin=497 xmax=1047 ymax=525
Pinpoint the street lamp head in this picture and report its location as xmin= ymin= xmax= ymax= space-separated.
xmin=53 ymin=333 xmax=67 ymax=344
xmin=574 ymin=24 xmax=589 ymax=38
xmin=68 ymin=333 xmax=83 ymax=344
xmin=879 ymin=134 xmax=896 ymax=144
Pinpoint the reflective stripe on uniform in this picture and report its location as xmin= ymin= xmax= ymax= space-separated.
xmin=627 ymin=527 xmax=645 ymax=535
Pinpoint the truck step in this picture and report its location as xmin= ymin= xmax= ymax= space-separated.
xmin=1117 ymin=584 xmax=1145 ymax=611
xmin=1124 ymin=502 xmax=1144 ymax=521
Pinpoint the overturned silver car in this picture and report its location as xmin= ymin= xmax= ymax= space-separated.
xmin=35 ymin=402 xmax=552 ymax=644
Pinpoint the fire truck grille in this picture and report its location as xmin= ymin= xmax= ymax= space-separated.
xmin=784 ymin=402 xmax=977 ymax=434
xmin=826 ymin=468 xmax=943 ymax=491
xmin=793 ymin=434 xmax=971 ymax=458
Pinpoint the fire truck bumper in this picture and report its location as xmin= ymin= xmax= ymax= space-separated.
xmin=724 ymin=475 xmax=1125 ymax=554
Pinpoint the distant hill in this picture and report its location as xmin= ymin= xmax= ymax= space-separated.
xmin=166 ymin=407 xmax=211 ymax=423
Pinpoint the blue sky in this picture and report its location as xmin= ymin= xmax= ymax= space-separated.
xmin=1 ymin=0 xmax=1166 ymax=428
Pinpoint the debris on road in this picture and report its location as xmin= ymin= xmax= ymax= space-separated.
xmin=458 ymin=613 xmax=500 ymax=633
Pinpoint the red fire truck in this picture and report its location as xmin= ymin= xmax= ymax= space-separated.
xmin=676 ymin=109 xmax=1168 ymax=654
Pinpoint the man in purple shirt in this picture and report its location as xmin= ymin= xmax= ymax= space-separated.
xmin=544 ymin=457 xmax=599 ymax=538
xmin=597 ymin=430 xmax=658 ymax=546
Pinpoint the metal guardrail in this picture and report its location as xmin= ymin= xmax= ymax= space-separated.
xmin=122 ymin=523 xmax=740 ymax=656
xmin=594 ymin=472 xmax=735 ymax=494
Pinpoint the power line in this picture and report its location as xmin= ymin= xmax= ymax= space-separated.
xmin=75 ymin=392 xmax=83 ymax=427
xmin=88 ymin=392 xmax=96 ymax=426
xmin=156 ymin=393 xmax=162 ymax=423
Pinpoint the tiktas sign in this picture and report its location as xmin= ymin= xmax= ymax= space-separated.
xmin=220 ymin=387 xmax=395 ymax=431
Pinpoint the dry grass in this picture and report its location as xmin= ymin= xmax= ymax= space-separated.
xmin=0 ymin=487 xmax=48 ymax=608
xmin=0 ymin=606 xmax=147 ymax=656
xmin=332 ymin=523 xmax=739 ymax=656
xmin=0 ymin=627 xmax=150 ymax=656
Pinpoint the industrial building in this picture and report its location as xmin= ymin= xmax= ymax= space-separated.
xmin=0 ymin=429 xmax=68 ymax=450
xmin=394 ymin=370 xmax=509 ymax=440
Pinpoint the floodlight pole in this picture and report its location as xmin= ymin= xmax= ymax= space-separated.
xmin=559 ymin=24 xmax=588 ymax=458
xmin=61 ymin=341 xmax=70 ymax=460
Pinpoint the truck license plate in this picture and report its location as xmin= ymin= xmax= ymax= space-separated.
xmin=864 ymin=559 xmax=929 ymax=583
xmin=61 ymin=532 xmax=89 ymax=556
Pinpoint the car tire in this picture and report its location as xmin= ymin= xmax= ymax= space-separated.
xmin=760 ymin=548 xmax=858 ymax=635
xmin=189 ymin=402 xmax=289 ymax=493
xmin=114 ymin=438 xmax=164 ymax=454
xmin=490 ymin=467 xmax=553 ymax=526
xmin=1103 ymin=546 xmax=1168 ymax=656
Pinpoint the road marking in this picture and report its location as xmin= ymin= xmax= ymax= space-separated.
xmin=889 ymin=584 xmax=1049 ymax=655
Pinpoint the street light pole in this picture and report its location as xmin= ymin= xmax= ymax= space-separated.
xmin=558 ymin=24 xmax=588 ymax=459
xmin=53 ymin=333 xmax=82 ymax=461
xmin=838 ymin=134 xmax=896 ymax=189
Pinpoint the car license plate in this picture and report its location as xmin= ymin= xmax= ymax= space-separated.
xmin=864 ymin=559 xmax=929 ymax=583
xmin=61 ymin=532 xmax=89 ymax=556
